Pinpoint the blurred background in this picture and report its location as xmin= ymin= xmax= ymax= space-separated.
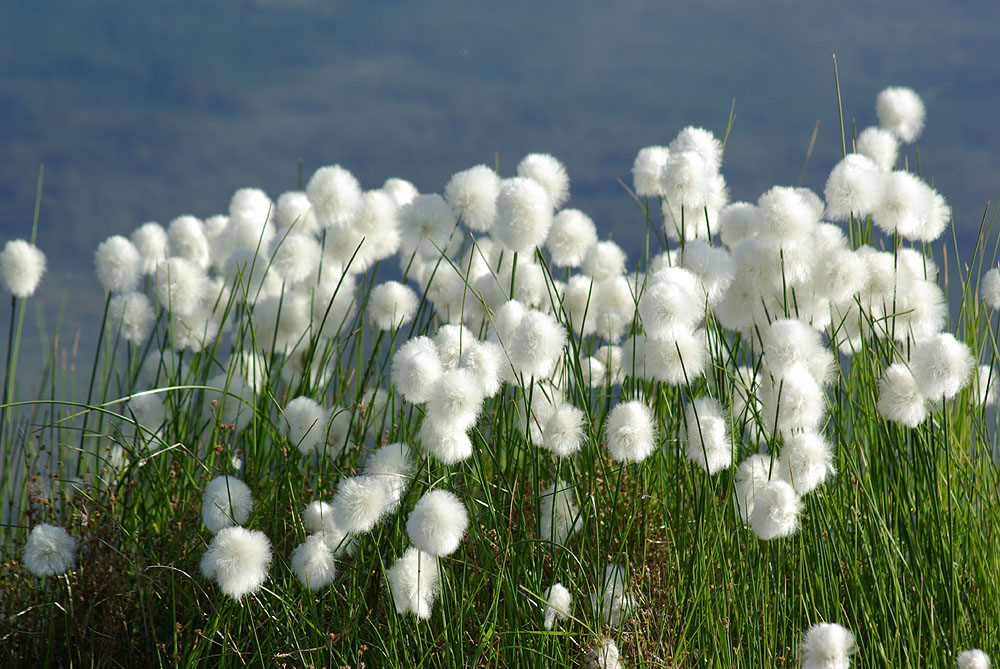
xmin=2 ymin=0 xmax=999 ymax=382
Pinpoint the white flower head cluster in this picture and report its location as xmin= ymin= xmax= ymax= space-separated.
xmin=0 ymin=239 xmax=46 ymax=298
xmin=201 ymin=476 xmax=254 ymax=534
xmin=956 ymin=649 xmax=993 ymax=669
xmin=200 ymin=526 xmax=271 ymax=599
xmin=386 ymin=546 xmax=440 ymax=620
xmin=800 ymin=621 xmax=857 ymax=669
xmin=541 ymin=582 xmax=572 ymax=629
xmin=23 ymin=523 xmax=77 ymax=577
xmin=590 ymin=563 xmax=633 ymax=627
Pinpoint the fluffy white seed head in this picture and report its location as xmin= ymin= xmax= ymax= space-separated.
xmin=382 ymin=177 xmax=419 ymax=208
xmin=445 ymin=164 xmax=500 ymax=232
xmin=434 ymin=324 xmax=474 ymax=370
xmin=270 ymin=232 xmax=321 ymax=284
xmin=974 ymin=365 xmax=998 ymax=406
xmin=291 ymin=533 xmax=337 ymax=590
xmin=284 ymin=396 xmax=328 ymax=455
xmin=678 ymin=240 xmax=734 ymax=305
xmin=585 ymin=638 xmax=623 ymax=669
xmin=718 ymin=201 xmax=762 ymax=249
xmin=748 ymin=479 xmax=802 ymax=540
xmin=671 ymin=126 xmax=723 ymax=172
xmin=733 ymin=453 xmax=774 ymax=523
xmin=956 ymin=649 xmax=993 ymax=669
xmin=204 ymin=373 xmax=254 ymax=434
xmin=156 ymin=257 xmax=207 ymax=316
xmin=800 ymin=621 xmax=857 ymax=669
xmin=876 ymin=86 xmax=925 ymax=143
xmin=131 ymin=222 xmax=168 ymax=274
xmin=494 ymin=177 xmax=554 ymax=254
xmin=763 ymin=319 xmax=836 ymax=387
xmin=629 ymin=329 xmax=707 ymax=385
xmin=542 ymin=402 xmax=586 ymax=457
xmin=418 ymin=416 xmax=474 ymax=464
xmin=757 ymin=186 xmax=818 ymax=242
xmin=95 ymin=235 xmax=142 ymax=293
xmin=909 ymin=333 xmax=974 ymax=401
xmin=582 ymin=240 xmax=627 ymax=281
xmin=856 ymin=125 xmax=899 ymax=170
xmin=424 ymin=368 xmax=485 ymax=432
xmin=872 ymin=170 xmax=936 ymax=238
xmin=591 ymin=564 xmax=633 ymax=628
xmin=370 ymin=281 xmax=419 ymax=331
xmin=23 ymin=524 xmax=77 ymax=577
xmin=407 ymin=489 xmax=469 ymax=557
xmin=0 ymin=239 xmax=46 ymax=298
xmin=200 ymin=526 xmax=271 ymax=599
xmin=201 ymin=476 xmax=254 ymax=534
xmin=306 ymin=165 xmax=362 ymax=229
xmin=331 ymin=475 xmax=393 ymax=534
xmin=759 ymin=364 xmax=826 ymax=438
xmin=459 ymin=339 xmax=505 ymax=398
xmin=167 ymin=216 xmax=210 ymax=268
xmin=876 ymin=362 xmax=929 ymax=427
xmin=508 ymin=309 xmax=567 ymax=379
xmin=639 ymin=266 xmax=703 ymax=338
xmin=632 ymin=145 xmax=669 ymax=196
xmin=539 ymin=480 xmax=580 ymax=544
xmin=824 ymin=153 xmax=886 ymax=221
xmin=777 ymin=432 xmax=835 ymax=495
xmin=605 ymin=400 xmax=657 ymax=463
xmin=108 ymin=292 xmax=155 ymax=345
xmin=392 ymin=336 xmax=443 ymax=404
xmin=303 ymin=500 xmax=335 ymax=534
xmin=363 ymin=442 xmax=415 ymax=505
xmin=661 ymin=150 xmax=713 ymax=210
xmin=682 ymin=397 xmax=732 ymax=474
xmin=547 ymin=208 xmax=598 ymax=267
xmin=542 ymin=582 xmax=572 ymax=630
xmin=517 ymin=153 xmax=569 ymax=209
xmin=386 ymin=546 xmax=439 ymax=620
xmin=397 ymin=193 xmax=459 ymax=261
xmin=275 ymin=190 xmax=319 ymax=234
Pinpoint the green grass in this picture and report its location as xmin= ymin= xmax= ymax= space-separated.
xmin=2 ymin=89 xmax=999 ymax=668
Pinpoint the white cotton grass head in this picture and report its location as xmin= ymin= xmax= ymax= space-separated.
xmin=445 ymin=164 xmax=500 ymax=232
xmin=638 ymin=266 xmax=703 ymax=338
xmin=201 ymin=475 xmax=254 ymax=534
xmin=493 ymin=177 xmax=553 ymax=255
xmin=269 ymin=231 xmax=321 ymax=284
xmin=275 ymin=191 xmax=319 ymax=234
xmin=582 ymin=240 xmax=627 ymax=281
xmin=733 ymin=453 xmax=774 ymax=524
xmin=424 ymin=368 xmax=484 ymax=432
xmin=890 ymin=279 xmax=946 ymax=342
xmin=131 ymin=222 xmax=168 ymax=274
xmin=909 ymin=333 xmax=974 ymax=402
xmin=591 ymin=275 xmax=636 ymax=342
xmin=591 ymin=564 xmax=632 ymax=628
xmin=418 ymin=416 xmax=474 ymax=464
xmin=435 ymin=323 xmax=474 ymax=369
xmin=678 ymin=240 xmax=734 ymax=305
xmin=539 ymin=479 xmax=580 ymax=544
xmin=284 ymin=396 xmax=328 ymax=456
xmin=397 ymin=193 xmax=460 ymax=261
xmin=671 ymin=126 xmax=723 ymax=172
xmin=108 ymin=292 xmax=155 ymax=345
xmin=759 ymin=364 xmax=827 ymax=438
xmin=95 ymin=235 xmax=142 ymax=294
xmin=605 ymin=400 xmax=657 ymax=463
xmin=974 ymin=365 xmax=999 ymax=406
xmin=718 ymin=201 xmax=762 ymax=249
xmin=814 ymin=248 xmax=869 ymax=305
xmin=331 ymin=475 xmax=393 ymax=534
xmin=225 ymin=188 xmax=275 ymax=253
xmin=979 ymin=267 xmax=1000 ymax=309
xmin=123 ymin=391 xmax=166 ymax=447
xmin=547 ymin=208 xmax=598 ymax=267
xmin=508 ymin=309 xmax=567 ymax=379
xmin=757 ymin=186 xmax=818 ymax=242
xmin=585 ymin=638 xmax=623 ymax=669
xmin=459 ymin=339 xmax=504 ymax=398
xmin=306 ymin=165 xmax=362 ymax=229
xmin=856 ymin=125 xmax=899 ymax=170
xmin=542 ymin=582 xmax=572 ymax=630
xmin=517 ymin=153 xmax=570 ymax=209
xmin=167 ymin=215 xmax=210 ymax=268
xmin=391 ymin=336 xmax=443 ymax=405
xmin=876 ymin=362 xmax=929 ymax=427
xmin=632 ymin=145 xmax=669 ymax=197
xmin=363 ymin=442 xmax=415 ymax=505
xmin=872 ymin=170 xmax=937 ymax=238
xmin=290 ymin=532 xmax=337 ymax=590
xmin=763 ymin=319 xmax=836 ymax=387
xmin=382 ymin=177 xmax=419 ymax=208
xmin=303 ymin=500 xmax=335 ymax=534
xmin=778 ymin=432 xmax=836 ymax=495
xmin=23 ymin=523 xmax=77 ymax=577
xmin=542 ymin=402 xmax=586 ymax=457
xmin=876 ymin=86 xmax=925 ymax=143
xmin=824 ymin=153 xmax=886 ymax=221
xmin=956 ymin=649 xmax=993 ymax=669
xmin=200 ymin=526 xmax=271 ymax=599
xmin=369 ymin=281 xmax=419 ymax=331
xmin=156 ymin=257 xmax=207 ymax=316
xmin=386 ymin=546 xmax=440 ymax=620
xmin=748 ymin=479 xmax=803 ymax=540
xmin=661 ymin=150 xmax=712 ymax=210
xmin=800 ymin=621 xmax=857 ymax=669
xmin=682 ymin=397 xmax=732 ymax=474
xmin=629 ymin=329 xmax=708 ymax=385
xmin=0 ymin=239 xmax=46 ymax=298
xmin=406 ymin=489 xmax=469 ymax=557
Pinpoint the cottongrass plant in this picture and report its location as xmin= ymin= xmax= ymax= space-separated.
xmin=2 ymin=80 xmax=999 ymax=667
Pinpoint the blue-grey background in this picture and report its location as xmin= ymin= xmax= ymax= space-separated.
xmin=2 ymin=0 xmax=999 ymax=385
